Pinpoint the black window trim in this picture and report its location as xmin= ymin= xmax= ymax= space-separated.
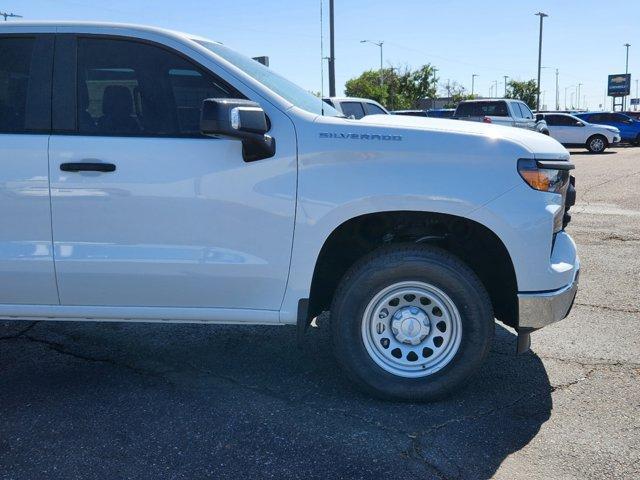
xmin=0 ymin=33 xmax=54 ymax=134
xmin=52 ymin=33 xmax=245 ymax=139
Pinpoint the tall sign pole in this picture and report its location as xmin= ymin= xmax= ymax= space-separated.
xmin=535 ymin=12 xmax=548 ymax=111
xmin=328 ymin=0 xmax=336 ymax=97
xmin=624 ymin=43 xmax=631 ymax=110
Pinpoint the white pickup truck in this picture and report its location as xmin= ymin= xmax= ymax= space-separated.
xmin=0 ymin=22 xmax=579 ymax=401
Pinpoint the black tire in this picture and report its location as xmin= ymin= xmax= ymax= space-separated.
xmin=586 ymin=134 xmax=608 ymax=153
xmin=634 ymin=134 xmax=640 ymax=146
xmin=331 ymin=244 xmax=494 ymax=401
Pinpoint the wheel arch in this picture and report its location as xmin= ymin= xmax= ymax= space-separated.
xmin=306 ymin=210 xmax=518 ymax=329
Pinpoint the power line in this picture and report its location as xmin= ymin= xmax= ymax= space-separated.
xmin=0 ymin=11 xmax=22 ymax=21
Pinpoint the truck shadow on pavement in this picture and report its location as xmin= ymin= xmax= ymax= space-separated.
xmin=0 ymin=320 xmax=551 ymax=480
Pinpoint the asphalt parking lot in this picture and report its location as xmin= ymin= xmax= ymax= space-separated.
xmin=1 ymin=147 xmax=639 ymax=480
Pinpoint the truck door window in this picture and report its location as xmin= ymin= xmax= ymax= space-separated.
xmin=365 ymin=103 xmax=387 ymax=116
xmin=511 ymin=103 xmax=524 ymax=118
xmin=519 ymin=103 xmax=534 ymax=119
xmin=77 ymin=38 xmax=242 ymax=137
xmin=0 ymin=38 xmax=35 ymax=132
xmin=341 ymin=101 xmax=366 ymax=119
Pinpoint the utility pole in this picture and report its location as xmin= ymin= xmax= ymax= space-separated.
xmin=636 ymin=79 xmax=639 ymax=111
xmin=535 ymin=12 xmax=548 ymax=111
xmin=471 ymin=74 xmax=478 ymax=97
xmin=577 ymin=83 xmax=582 ymax=110
xmin=503 ymin=75 xmax=509 ymax=97
xmin=555 ymin=69 xmax=559 ymax=110
xmin=0 ymin=11 xmax=22 ymax=21
xmin=328 ymin=0 xmax=336 ymax=97
xmin=360 ymin=40 xmax=384 ymax=87
xmin=624 ymin=43 xmax=631 ymax=110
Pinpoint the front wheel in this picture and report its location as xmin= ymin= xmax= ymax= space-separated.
xmin=331 ymin=245 xmax=494 ymax=401
xmin=586 ymin=134 xmax=608 ymax=153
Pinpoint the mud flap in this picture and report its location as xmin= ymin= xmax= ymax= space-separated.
xmin=296 ymin=298 xmax=310 ymax=348
xmin=516 ymin=329 xmax=533 ymax=354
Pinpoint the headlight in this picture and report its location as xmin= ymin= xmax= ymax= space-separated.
xmin=517 ymin=158 xmax=573 ymax=193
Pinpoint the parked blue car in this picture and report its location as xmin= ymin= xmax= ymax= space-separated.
xmin=574 ymin=112 xmax=640 ymax=144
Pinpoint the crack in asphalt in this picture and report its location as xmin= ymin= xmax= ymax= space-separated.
xmin=0 ymin=321 xmax=39 ymax=340
xmin=491 ymin=348 xmax=640 ymax=370
xmin=405 ymin=436 xmax=460 ymax=480
xmin=20 ymin=334 xmax=177 ymax=384
xmin=575 ymin=302 xmax=640 ymax=314
xmin=578 ymin=170 xmax=640 ymax=200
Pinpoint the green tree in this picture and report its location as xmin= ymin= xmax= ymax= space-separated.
xmin=344 ymin=64 xmax=438 ymax=110
xmin=441 ymin=81 xmax=476 ymax=108
xmin=506 ymin=79 xmax=538 ymax=109
xmin=344 ymin=70 xmax=389 ymax=105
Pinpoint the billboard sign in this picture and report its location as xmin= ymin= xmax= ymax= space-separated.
xmin=608 ymin=74 xmax=631 ymax=97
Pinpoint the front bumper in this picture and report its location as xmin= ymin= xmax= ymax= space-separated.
xmin=518 ymin=266 xmax=580 ymax=330
xmin=613 ymin=134 xmax=621 ymax=144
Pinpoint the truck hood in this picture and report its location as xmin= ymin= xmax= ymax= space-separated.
xmin=357 ymin=114 xmax=570 ymax=160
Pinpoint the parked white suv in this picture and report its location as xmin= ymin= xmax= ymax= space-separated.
xmin=454 ymin=99 xmax=550 ymax=135
xmin=536 ymin=112 xmax=620 ymax=153
xmin=322 ymin=97 xmax=389 ymax=119
xmin=0 ymin=22 xmax=579 ymax=401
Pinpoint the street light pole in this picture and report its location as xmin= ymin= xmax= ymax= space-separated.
xmin=360 ymin=40 xmax=384 ymax=88
xmin=471 ymin=74 xmax=478 ymax=97
xmin=636 ymin=79 xmax=639 ymax=111
xmin=624 ymin=43 xmax=631 ymax=110
xmin=555 ymin=69 xmax=559 ymax=110
xmin=564 ymin=85 xmax=573 ymax=110
xmin=535 ymin=12 xmax=548 ymax=111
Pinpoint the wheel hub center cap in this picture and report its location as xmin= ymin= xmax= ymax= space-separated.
xmin=391 ymin=306 xmax=430 ymax=345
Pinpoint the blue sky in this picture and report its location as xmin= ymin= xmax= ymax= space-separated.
xmin=6 ymin=0 xmax=640 ymax=109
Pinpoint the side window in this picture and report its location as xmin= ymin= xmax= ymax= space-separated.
xmin=513 ymin=103 xmax=525 ymax=118
xmin=519 ymin=102 xmax=534 ymax=119
xmin=544 ymin=115 xmax=558 ymax=126
xmin=489 ymin=102 xmax=509 ymax=116
xmin=77 ymin=38 xmax=243 ymax=136
xmin=0 ymin=38 xmax=35 ymax=132
xmin=612 ymin=113 xmax=631 ymax=123
xmin=365 ymin=103 xmax=387 ymax=116
xmin=340 ymin=101 xmax=366 ymax=119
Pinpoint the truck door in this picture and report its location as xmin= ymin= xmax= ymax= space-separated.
xmin=47 ymin=35 xmax=297 ymax=310
xmin=0 ymin=34 xmax=58 ymax=305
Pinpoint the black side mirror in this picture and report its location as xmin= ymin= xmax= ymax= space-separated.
xmin=200 ymin=98 xmax=276 ymax=161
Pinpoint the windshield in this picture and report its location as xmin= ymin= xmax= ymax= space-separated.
xmin=196 ymin=40 xmax=341 ymax=117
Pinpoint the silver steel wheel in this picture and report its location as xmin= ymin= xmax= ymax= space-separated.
xmin=361 ymin=281 xmax=462 ymax=378
xmin=589 ymin=137 xmax=605 ymax=152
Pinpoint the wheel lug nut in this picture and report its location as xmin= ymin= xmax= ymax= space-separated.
xmin=410 ymin=307 xmax=419 ymax=314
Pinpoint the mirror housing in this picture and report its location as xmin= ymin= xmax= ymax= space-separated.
xmin=200 ymin=98 xmax=276 ymax=161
